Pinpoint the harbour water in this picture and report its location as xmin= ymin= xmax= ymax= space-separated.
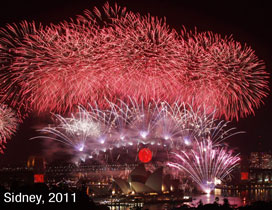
xmin=175 ymin=189 xmax=271 ymax=209
xmin=109 ymin=189 xmax=272 ymax=210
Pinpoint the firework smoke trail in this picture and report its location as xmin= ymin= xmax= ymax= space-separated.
xmin=168 ymin=140 xmax=240 ymax=194
xmin=0 ymin=104 xmax=18 ymax=154
xmin=33 ymin=100 xmax=242 ymax=159
xmin=0 ymin=3 xmax=269 ymax=120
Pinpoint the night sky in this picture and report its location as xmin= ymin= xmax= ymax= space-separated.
xmin=0 ymin=0 xmax=271 ymax=163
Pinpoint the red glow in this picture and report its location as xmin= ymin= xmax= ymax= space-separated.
xmin=34 ymin=174 xmax=44 ymax=183
xmin=241 ymin=172 xmax=249 ymax=180
xmin=139 ymin=148 xmax=152 ymax=163
xmin=0 ymin=3 xmax=269 ymax=121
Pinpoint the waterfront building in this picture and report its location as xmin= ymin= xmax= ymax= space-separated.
xmin=248 ymin=152 xmax=272 ymax=184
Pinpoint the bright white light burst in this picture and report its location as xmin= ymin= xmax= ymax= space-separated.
xmin=33 ymin=99 xmax=243 ymax=159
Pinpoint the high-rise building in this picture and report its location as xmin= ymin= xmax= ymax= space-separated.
xmin=249 ymin=152 xmax=260 ymax=169
xmin=248 ymin=152 xmax=272 ymax=184
xmin=261 ymin=153 xmax=272 ymax=169
xmin=249 ymin=152 xmax=272 ymax=169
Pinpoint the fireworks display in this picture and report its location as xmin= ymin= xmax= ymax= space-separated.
xmin=168 ymin=140 xmax=240 ymax=194
xmin=0 ymin=21 xmax=41 ymax=119
xmin=33 ymin=100 xmax=242 ymax=159
xmin=0 ymin=104 xmax=18 ymax=154
xmin=33 ymin=100 xmax=242 ymax=192
xmin=33 ymin=105 xmax=112 ymax=155
xmin=0 ymin=3 xmax=269 ymax=119
xmin=0 ymin=1 xmax=269 ymax=196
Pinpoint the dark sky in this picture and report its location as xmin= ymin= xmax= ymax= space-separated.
xmin=0 ymin=0 xmax=271 ymax=163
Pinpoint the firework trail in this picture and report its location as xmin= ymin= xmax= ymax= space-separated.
xmin=80 ymin=3 xmax=269 ymax=120
xmin=87 ymin=3 xmax=187 ymax=103
xmin=0 ymin=104 xmax=18 ymax=154
xmin=33 ymin=100 xmax=242 ymax=158
xmin=179 ymin=29 xmax=269 ymax=120
xmin=168 ymin=139 xmax=240 ymax=194
xmin=0 ymin=21 xmax=41 ymax=119
xmin=0 ymin=3 xmax=268 ymax=120
xmin=32 ymin=105 xmax=112 ymax=156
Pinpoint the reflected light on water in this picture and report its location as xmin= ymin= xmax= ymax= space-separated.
xmin=108 ymin=189 xmax=272 ymax=209
xmin=214 ymin=188 xmax=221 ymax=196
xmin=193 ymin=188 xmax=272 ymax=207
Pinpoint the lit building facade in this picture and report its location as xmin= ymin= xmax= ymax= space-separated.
xmin=249 ymin=152 xmax=272 ymax=184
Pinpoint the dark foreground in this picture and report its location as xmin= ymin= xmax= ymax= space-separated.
xmin=1 ymin=183 xmax=272 ymax=210
xmin=172 ymin=199 xmax=272 ymax=210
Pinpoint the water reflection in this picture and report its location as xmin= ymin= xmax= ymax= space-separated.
xmin=109 ymin=189 xmax=272 ymax=210
xmin=192 ymin=188 xmax=272 ymax=207
xmin=192 ymin=192 xmax=242 ymax=207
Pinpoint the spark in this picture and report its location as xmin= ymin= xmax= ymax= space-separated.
xmin=33 ymin=100 xmax=243 ymax=158
xmin=168 ymin=139 xmax=240 ymax=194
xmin=0 ymin=104 xmax=18 ymax=154
xmin=0 ymin=3 xmax=268 ymax=120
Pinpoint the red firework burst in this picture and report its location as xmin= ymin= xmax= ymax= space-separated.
xmin=0 ymin=21 xmax=42 ymax=119
xmin=0 ymin=104 xmax=18 ymax=154
xmin=178 ymin=29 xmax=269 ymax=119
xmin=0 ymin=3 xmax=269 ymax=120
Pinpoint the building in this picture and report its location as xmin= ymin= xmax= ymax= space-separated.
xmin=113 ymin=164 xmax=179 ymax=195
xmin=248 ymin=152 xmax=272 ymax=184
